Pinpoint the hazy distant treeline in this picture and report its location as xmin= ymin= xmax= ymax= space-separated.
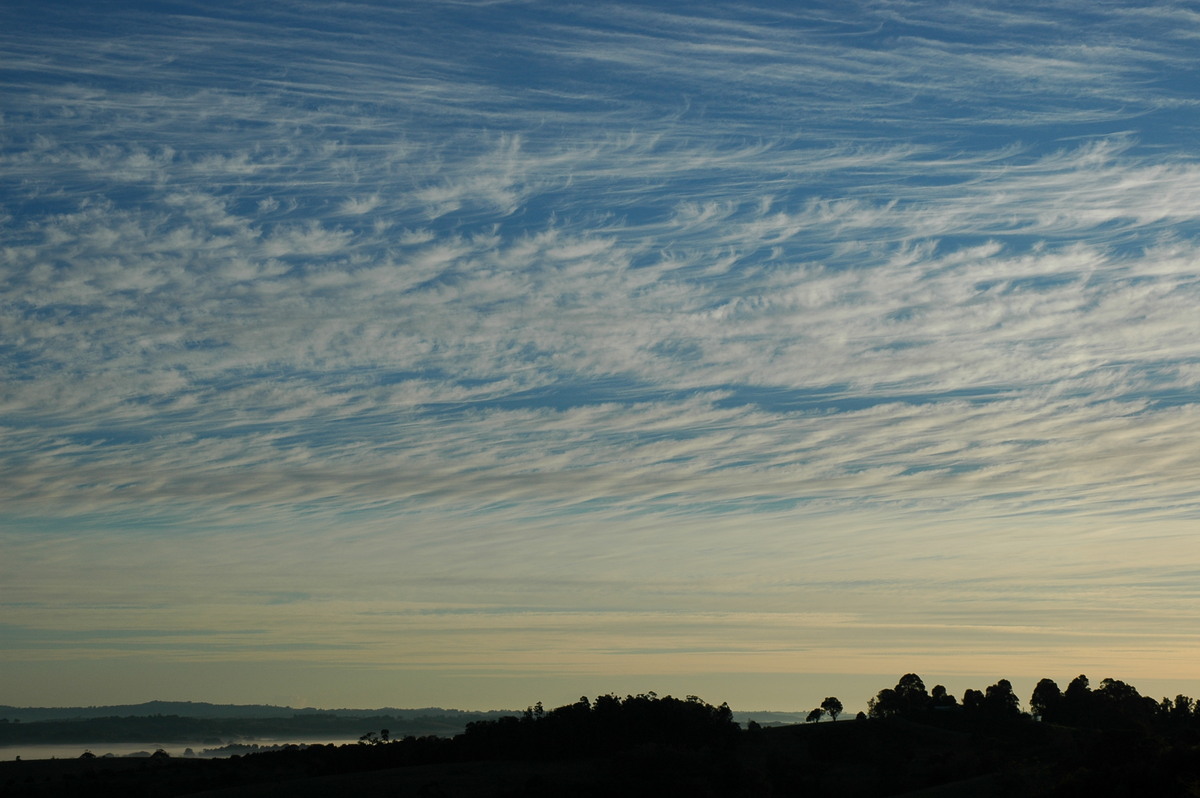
xmin=0 ymin=712 xmax=498 ymax=745
xmin=0 ymin=700 xmax=502 ymax=723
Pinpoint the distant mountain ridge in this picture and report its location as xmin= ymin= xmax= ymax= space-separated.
xmin=0 ymin=700 xmax=810 ymax=729
xmin=0 ymin=701 xmax=509 ymax=722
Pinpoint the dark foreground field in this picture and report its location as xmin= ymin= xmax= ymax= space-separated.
xmin=5 ymin=680 xmax=1200 ymax=797
xmin=4 ymin=715 xmax=1200 ymax=797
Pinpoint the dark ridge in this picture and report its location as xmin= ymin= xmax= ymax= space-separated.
xmin=4 ymin=676 xmax=1200 ymax=796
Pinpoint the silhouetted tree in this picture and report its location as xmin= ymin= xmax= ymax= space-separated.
xmin=1065 ymin=674 xmax=1090 ymax=699
xmin=522 ymin=701 xmax=546 ymax=722
xmin=867 ymin=688 xmax=899 ymax=719
xmin=895 ymin=673 xmax=929 ymax=711
xmin=984 ymin=679 xmax=1020 ymax=718
xmin=1169 ymin=694 xmax=1195 ymax=725
xmin=1094 ymin=678 xmax=1157 ymax=727
xmin=1030 ymin=678 xmax=1062 ymax=722
xmin=931 ymin=684 xmax=957 ymax=709
xmin=962 ymin=688 xmax=985 ymax=714
xmin=1062 ymin=674 xmax=1092 ymax=725
xmin=868 ymin=674 xmax=935 ymax=718
xmin=820 ymin=696 xmax=843 ymax=722
xmin=806 ymin=708 xmax=824 ymax=723
xmin=1065 ymin=674 xmax=1090 ymax=694
xmin=1097 ymin=678 xmax=1138 ymax=703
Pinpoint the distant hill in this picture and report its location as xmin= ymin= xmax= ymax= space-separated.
xmin=730 ymin=710 xmax=812 ymax=727
xmin=0 ymin=701 xmax=511 ymax=722
xmin=0 ymin=704 xmax=523 ymax=747
xmin=0 ymin=701 xmax=806 ymax=726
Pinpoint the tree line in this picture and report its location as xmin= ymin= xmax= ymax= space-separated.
xmin=862 ymin=671 xmax=1200 ymax=733
xmin=10 ymin=675 xmax=1200 ymax=796
xmin=456 ymin=691 xmax=740 ymax=759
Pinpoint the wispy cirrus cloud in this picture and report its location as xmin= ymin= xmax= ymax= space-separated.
xmin=4 ymin=0 xmax=1200 ymax=707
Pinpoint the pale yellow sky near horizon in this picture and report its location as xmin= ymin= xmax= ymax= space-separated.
xmin=6 ymin=512 xmax=1198 ymax=713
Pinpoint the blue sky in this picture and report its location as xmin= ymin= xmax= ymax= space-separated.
xmin=4 ymin=0 xmax=1200 ymax=712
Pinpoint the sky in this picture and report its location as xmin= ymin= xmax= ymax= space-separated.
xmin=3 ymin=0 xmax=1200 ymax=714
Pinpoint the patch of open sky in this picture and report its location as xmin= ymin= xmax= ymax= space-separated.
xmin=943 ymin=235 xmax=1048 ymax=256
xmin=91 ymin=639 xmax=355 ymax=653
xmin=714 ymin=385 xmax=1012 ymax=414
xmin=645 ymin=496 xmax=812 ymax=518
xmin=246 ymin=591 xmax=312 ymax=606
xmin=290 ymin=496 xmax=352 ymax=518
xmin=897 ymin=463 xmax=986 ymax=478
xmin=979 ymin=272 xmax=1087 ymax=294
xmin=0 ymin=347 xmax=48 ymax=378
xmin=1140 ymin=111 xmax=1200 ymax=150
xmin=0 ymin=510 xmax=218 ymax=535
xmin=412 ymin=379 xmax=1022 ymax=417
xmin=450 ymin=378 xmax=672 ymax=413
xmin=1 ymin=195 xmax=89 ymax=222
xmin=388 ymin=607 xmax=598 ymax=618
xmin=475 ymin=498 xmax=665 ymax=526
xmin=1132 ymin=388 xmax=1200 ymax=411
xmin=0 ymin=626 xmax=262 ymax=645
